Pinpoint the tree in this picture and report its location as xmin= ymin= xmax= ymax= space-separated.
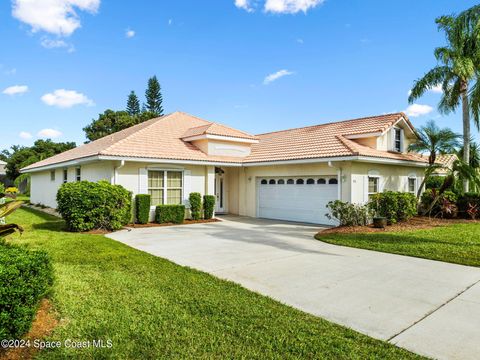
xmin=2 ymin=140 xmax=76 ymax=180
xmin=408 ymin=120 xmax=461 ymax=198
xmin=145 ymin=75 xmax=163 ymax=116
xmin=83 ymin=109 xmax=158 ymax=142
xmin=408 ymin=6 xmax=480 ymax=192
xmin=126 ymin=91 xmax=141 ymax=116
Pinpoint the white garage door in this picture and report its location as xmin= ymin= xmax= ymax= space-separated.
xmin=258 ymin=176 xmax=339 ymax=225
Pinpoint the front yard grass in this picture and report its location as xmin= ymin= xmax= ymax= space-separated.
xmin=5 ymin=207 xmax=421 ymax=359
xmin=317 ymin=223 xmax=480 ymax=267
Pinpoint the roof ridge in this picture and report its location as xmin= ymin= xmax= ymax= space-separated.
xmin=336 ymin=135 xmax=359 ymax=156
xmin=100 ymin=113 xmax=176 ymax=154
xmin=256 ymin=112 xmax=404 ymax=137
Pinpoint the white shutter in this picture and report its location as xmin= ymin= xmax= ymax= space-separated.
xmin=364 ymin=175 xmax=369 ymax=204
xmin=183 ymin=170 xmax=191 ymax=207
xmin=390 ymin=129 xmax=395 ymax=151
xmin=138 ymin=167 xmax=148 ymax=194
xmin=400 ymin=128 xmax=405 ymax=152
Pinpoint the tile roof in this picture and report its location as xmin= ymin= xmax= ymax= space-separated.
xmin=243 ymin=113 xmax=426 ymax=163
xmin=181 ymin=123 xmax=258 ymax=140
xmin=22 ymin=111 xmax=426 ymax=171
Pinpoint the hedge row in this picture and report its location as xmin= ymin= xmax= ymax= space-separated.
xmin=0 ymin=244 xmax=54 ymax=339
xmin=155 ymin=205 xmax=185 ymax=224
xmin=369 ymin=191 xmax=417 ymax=224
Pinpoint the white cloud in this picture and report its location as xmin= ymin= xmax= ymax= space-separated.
xmin=264 ymin=0 xmax=324 ymax=13
xmin=168 ymin=18 xmax=173 ymax=25
xmin=404 ymin=104 xmax=433 ymax=117
xmin=296 ymin=38 xmax=304 ymax=44
xmin=19 ymin=131 xmax=33 ymax=139
xmin=40 ymin=37 xmax=75 ymax=52
xmin=430 ymin=84 xmax=443 ymax=93
xmin=41 ymin=89 xmax=94 ymax=108
xmin=37 ymin=129 xmax=62 ymax=138
xmin=125 ymin=28 xmax=135 ymax=38
xmin=263 ymin=69 xmax=294 ymax=85
xmin=2 ymin=85 xmax=29 ymax=95
xmin=235 ymin=0 xmax=254 ymax=12
xmin=12 ymin=0 xmax=100 ymax=36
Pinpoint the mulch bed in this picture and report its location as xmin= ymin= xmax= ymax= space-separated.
xmin=0 ymin=299 xmax=58 ymax=360
xmin=316 ymin=216 xmax=480 ymax=237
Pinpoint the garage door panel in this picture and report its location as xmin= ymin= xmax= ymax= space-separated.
xmin=258 ymin=179 xmax=338 ymax=225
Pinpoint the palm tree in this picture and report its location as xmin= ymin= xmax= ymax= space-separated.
xmin=457 ymin=141 xmax=480 ymax=191
xmin=408 ymin=7 xmax=480 ymax=192
xmin=408 ymin=120 xmax=461 ymax=198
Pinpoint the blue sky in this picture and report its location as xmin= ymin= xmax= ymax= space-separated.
xmin=0 ymin=0 xmax=478 ymax=150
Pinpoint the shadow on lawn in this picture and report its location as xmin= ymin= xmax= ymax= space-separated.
xmin=20 ymin=206 xmax=68 ymax=232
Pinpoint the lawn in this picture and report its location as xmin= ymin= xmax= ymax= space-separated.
xmin=4 ymin=207 xmax=422 ymax=359
xmin=317 ymin=223 xmax=480 ymax=267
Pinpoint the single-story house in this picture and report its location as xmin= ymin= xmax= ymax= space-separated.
xmin=22 ymin=111 xmax=428 ymax=225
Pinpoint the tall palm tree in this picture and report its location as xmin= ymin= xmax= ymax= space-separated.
xmin=408 ymin=7 xmax=480 ymax=192
xmin=457 ymin=141 xmax=480 ymax=191
xmin=408 ymin=120 xmax=461 ymax=198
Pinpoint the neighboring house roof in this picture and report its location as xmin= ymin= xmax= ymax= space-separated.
xmin=434 ymin=154 xmax=458 ymax=174
xmin=22 ymin=111 xmax=427 ymax=172
xmin=243 ymin=113 xmax=424 ymax=163
xmin=181 ymin=122 xmax=258 ymax=140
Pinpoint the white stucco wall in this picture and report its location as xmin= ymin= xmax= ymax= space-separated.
xmin=29 ymin=161 xmax=115 ymax=208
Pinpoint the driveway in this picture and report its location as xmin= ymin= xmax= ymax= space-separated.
xmin=108 ymin=216 xmax=480 ymax=360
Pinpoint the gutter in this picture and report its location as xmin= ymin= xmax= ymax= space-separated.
xmin=113 ymin=160 xmax=125 ymax=185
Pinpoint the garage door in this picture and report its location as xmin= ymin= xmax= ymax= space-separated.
xmin=258 ymin=176 xmax=339 ymax=225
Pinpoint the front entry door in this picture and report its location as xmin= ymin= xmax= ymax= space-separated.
xmin=215 ymin=173 xmax=225 ymax=213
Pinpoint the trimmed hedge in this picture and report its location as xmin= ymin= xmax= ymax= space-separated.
xmin=155 ymin=205 xmax=185 ymax=224
xmin=326 ymin=200 xmax=371 ymax=226
xmin=203 ymin=195 xmax=216 ymax=220
xmin=0 ymin=244 xmax=54 ymax=339
xmin=457 ymin=192 xmax=480 ymax=218
xmin=369 ymin=191 xmax=417 ymax=224
xmin=135 ymin=194 xmax=151 ymax=224
xmin=57 ymin=180 xmax=132 ymax=232
xmin=189 ymin=192 xmax=202 ymax=220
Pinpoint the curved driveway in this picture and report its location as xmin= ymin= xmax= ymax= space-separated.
xmin=108 ymin=216 xmax=480 ymax=360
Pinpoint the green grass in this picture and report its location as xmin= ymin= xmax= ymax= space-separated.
xmin=317 ymin=223 xmax=480 ymax=267
xmin=5 ymin=208 xmax=421 ymax=359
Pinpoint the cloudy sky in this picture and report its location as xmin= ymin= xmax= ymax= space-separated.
xmin=0 ymin=0 xmax=478 ymax=149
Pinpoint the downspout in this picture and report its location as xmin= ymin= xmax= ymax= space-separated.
xmin=328 ymin=161 xmax=342 ymax=201
xmin=113 ymin=160 xmax=125 ymax=185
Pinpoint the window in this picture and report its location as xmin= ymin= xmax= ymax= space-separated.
xmin=306 ymin=178 xmax=315 ymax=184
xmin=368 ymin=176 xmax=379 ymax=199
xmin=261 ymin=179 xmax=268 ymax=185
xmin=269 ymin=179 xmax=276 ymax=185
xmin=277 ymin=179 xmax=285 ymax=185
xmin=296 ymin=179 xmax=304 ymax=185
xmin=50 ymin=170 xmax=55 ymax=181
xmin=63 ymin=169 xmax=68 ymax=183
xmin=408 ymin=177 xmax=417 ymax=194
xmin=287 ymin=179 xmax=294 ymax=184
xmin=329 ymin=178 xmax=338 ymax=185
xmin=394 ymin=128 xmax=402 ymax=152
xmin=317 ymin=178 xmax=326 ymax=184
xmin=75 ymin=167 xmax=81 ymax=182
xmin=148 ymin=170 xmax=183 ymax=206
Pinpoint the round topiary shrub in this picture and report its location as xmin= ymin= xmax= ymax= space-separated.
xmin=57 ymin=180 xmax=132 ymax=232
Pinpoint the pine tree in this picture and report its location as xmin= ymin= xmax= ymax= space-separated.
xmin=145 ymin=76 xmax=163 ymax=116
xmin=126 ymin=91 xmax=141 ymax=116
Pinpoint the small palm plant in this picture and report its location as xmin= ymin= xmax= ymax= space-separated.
xmin=408 ymin=120 xmax=461 ymax=198
xmin=0 ymin=190 xmax=24 ymax=237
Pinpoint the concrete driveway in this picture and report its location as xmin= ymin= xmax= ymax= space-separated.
xmin=107 ymin=216 xmax=480 ymax=360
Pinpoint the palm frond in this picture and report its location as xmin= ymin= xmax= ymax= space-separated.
xmin=408 ymin=66 xmax=451 ymax=103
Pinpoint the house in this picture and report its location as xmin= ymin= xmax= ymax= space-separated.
xmin=0 ymin=160 xmax=8 ymax=186
xmin=22 ymin=111 xmax=428 ymax=225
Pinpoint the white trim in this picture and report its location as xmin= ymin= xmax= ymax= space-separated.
xmin=182 ymin=134 xmax=259 ymax=144
xmin=390 ymin=117 xmax=416 ymax=137
xmin=22 ymin=155 xmax=102 ymax=173
xmin=147 ymin=169 xmax=184 ymax=206
xmin=344 ymin=132 xmax=382 ymax=139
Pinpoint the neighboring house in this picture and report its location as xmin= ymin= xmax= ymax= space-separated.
xmin=434 ymin=154 xmax=457 ymax=176
xmin=22 ymin=111 xmax=427 ymax=225
xmin=0 ymin=160 xmax=8 ymax=186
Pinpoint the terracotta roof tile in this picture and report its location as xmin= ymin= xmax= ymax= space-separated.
xmin=181 ymin=122 xmax=258 ymax=140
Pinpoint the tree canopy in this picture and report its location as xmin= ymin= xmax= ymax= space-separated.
xmin=126 ymin=91 xmax=141 ymax=116
xmin=1 ymin=139 xmax=76 ymax=180
xmin=145 ymin=76 xmax=163 ymax=116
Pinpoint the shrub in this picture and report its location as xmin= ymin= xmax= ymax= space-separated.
xmin=57 ymin=180 xmax=132 ymax=232
xmin=369 ymin=191 xmax=417 ymax=224
xmin=189 ymin=192 xmax=202 ymax=220
xmin=420 ymin=189 xmax=458 ymax=217
xmin=155 ymin=205 xmax=185 ymax=224
xmin=425 ymin=176 xmax=445 ymax=190
xmin=0 ymin=183 xmax=4 ymax=195
xmin=203 ymin=195 xmax=216 ymax=220
xmin=0 ymin=244 xmax=54 ymax=339
xmin=135 ymin=194 xmax=151 ymax=224
xmin=457 ymin=192 xmax=480 ymax=218
xmin=326 ymin=200 xmax=371 ymax=226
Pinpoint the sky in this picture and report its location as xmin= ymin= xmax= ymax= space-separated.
xmin=0 ymin=0 xmax=479 ymax=151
